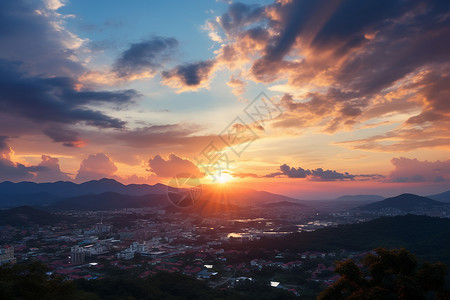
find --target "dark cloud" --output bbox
[161,60,216,91]
[0,59,138,146]
[266,163,383,181]
[278,164,355,181]
[113,36,178,77]
[0,0,84,77]
[0,159,35,183]
[0,0,143,147]
[218,2,265,34]
[148,154,203,178]
[42,125,84,148]
[75,153,118,183]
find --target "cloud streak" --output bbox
[265,163,383,181]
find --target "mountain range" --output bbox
[49,192,168,211]
[354,193,450,212]
[1,179,449,213]
[0,178,167,198]
[0,179,304,211]
[428,190,450,202]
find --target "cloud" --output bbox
[0,159,36,183]
[0,59,138,146]
[0,136,12,161]
[0,137,71,183]
[0,0,144,147]
[0,0,85,77]
[218,2,265,35]
[389,157,450,183]
[161,60,216,92]
[336,125,450,152]
[115,123,224,154]
[116,174,159,185]
[206,0,450,149]
[227,74,247,96]
[148,154,203,178]
[113,36,178,78]
[34,155,72,183]
[0,136,35,182]
[232,172,260,178]
[75,153,118,183]
[265,163,383,181]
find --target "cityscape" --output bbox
[1,0,450,299]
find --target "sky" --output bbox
[0,0,449,199]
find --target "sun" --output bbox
[217,172,233,184]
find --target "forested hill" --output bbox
[249,214,450,265]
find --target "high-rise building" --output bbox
[70,245,85,265]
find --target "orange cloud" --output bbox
[75,153,118,183]
[148,154,203,178]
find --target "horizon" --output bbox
[1,177,449,201]
[0,0,449,201]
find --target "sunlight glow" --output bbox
[217,172,233,184]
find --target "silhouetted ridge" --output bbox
[0,205,68,226]
[354,193,449,211]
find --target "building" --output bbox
[71,245,85,265]
[0,245,15,265]
[116,250,134,260]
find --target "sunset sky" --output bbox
[0,0,449,199]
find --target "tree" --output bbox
[0,261,96,300]
[318,248,450,300]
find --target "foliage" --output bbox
[318,248,450,300]
[0,261,92,300]
[0,262,300,299]
[247,215,450,266]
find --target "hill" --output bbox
[0,179,303,209]
[354,193,449,212]
[250,214,450,265]
[0,206,69,226]
[261,201,307,208]
[199,185,303,206]
[0,178,167,200]
[428,190,450,202]
[0,192,62,208]
[49,192,168,211]
[334,194,384,202]
[168,185,305,215]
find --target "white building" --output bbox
[0,245,15,265]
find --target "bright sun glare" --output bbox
[217,172,233,184]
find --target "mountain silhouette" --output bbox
[0,206,69,226]
[355,193,449,211]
